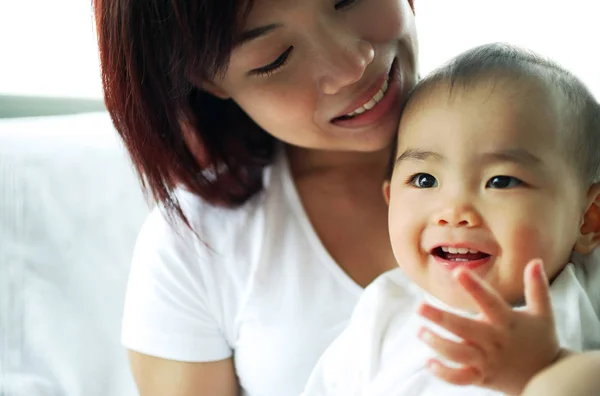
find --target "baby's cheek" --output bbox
[389,223,413,260]
[508,222,551,264]
[389,223,422,273]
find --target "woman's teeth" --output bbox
[440,247,480,254]
[345,79,389,117]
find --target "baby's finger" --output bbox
[427,359,481,386]
[524,259,553,318]
[418,304,493,345]
[454,268,510,324]
[418,328,483,366]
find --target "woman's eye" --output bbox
[409,173,438,189]
[250,46,293,77]
[334,0,359,10]
[486,176,523,189]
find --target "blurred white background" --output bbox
[416,0,600,99]
[0,0,101,98]
[0,0,598,98]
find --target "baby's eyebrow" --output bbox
[481,149,542,166]
[395,149,444,167]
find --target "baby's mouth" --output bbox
[431,246,491,262]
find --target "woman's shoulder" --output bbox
[122,152,306,360]
[145,147,291,253]
[122,163,283,360]
[133,153,288,276]
[135,190,267,275]
[122,193,267,361]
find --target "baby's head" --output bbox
[384,43,600,310]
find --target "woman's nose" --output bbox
[318,38,375,95]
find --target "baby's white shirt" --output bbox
[302,251,600,396]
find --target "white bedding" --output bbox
[0,112,148,396]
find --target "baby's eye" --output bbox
[409,173,438,188]
[486,176,523,189]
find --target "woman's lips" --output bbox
[330,58,400,129]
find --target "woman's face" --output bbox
[209,0,418,152]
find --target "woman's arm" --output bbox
[521,350,600,396]
[128,351,239,396]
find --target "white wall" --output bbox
[0,0,598,99]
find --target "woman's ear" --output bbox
[382,181,391,205]
[574,183,600,254]
[201,80,230,100]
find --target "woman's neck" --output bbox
[285,144,392,179]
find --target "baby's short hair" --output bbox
[391,43,600,185]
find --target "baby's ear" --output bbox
[574,183,600,254]
[382,181,391,205]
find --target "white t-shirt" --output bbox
[302,252,600,395]
[121,149,364,396]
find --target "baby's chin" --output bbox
[432,291,481,314]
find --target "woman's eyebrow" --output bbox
[236,23,283,47]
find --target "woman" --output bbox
[94,1,599,395]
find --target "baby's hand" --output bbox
[416,260,564,396]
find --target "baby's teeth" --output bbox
[373,89,384,102]
[440,246,481,254]
[354,107,366,115]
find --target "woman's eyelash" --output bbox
[334,0,359,10]
[251,46,294,77]
[248,0,359,78]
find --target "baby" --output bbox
[302,43,600,395]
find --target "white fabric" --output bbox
[121,148,364,396]
[302,251,600,395]
[0,112,147,396]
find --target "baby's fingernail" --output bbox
[530,260,546,277]
[537,262,546,275]
[419,304,443,321]
[418,328,432,342]
[427,360,440,372]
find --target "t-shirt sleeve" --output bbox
[121,208,232,362]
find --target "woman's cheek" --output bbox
[237,84,313,126]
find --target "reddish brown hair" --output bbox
[94,0,275,222]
